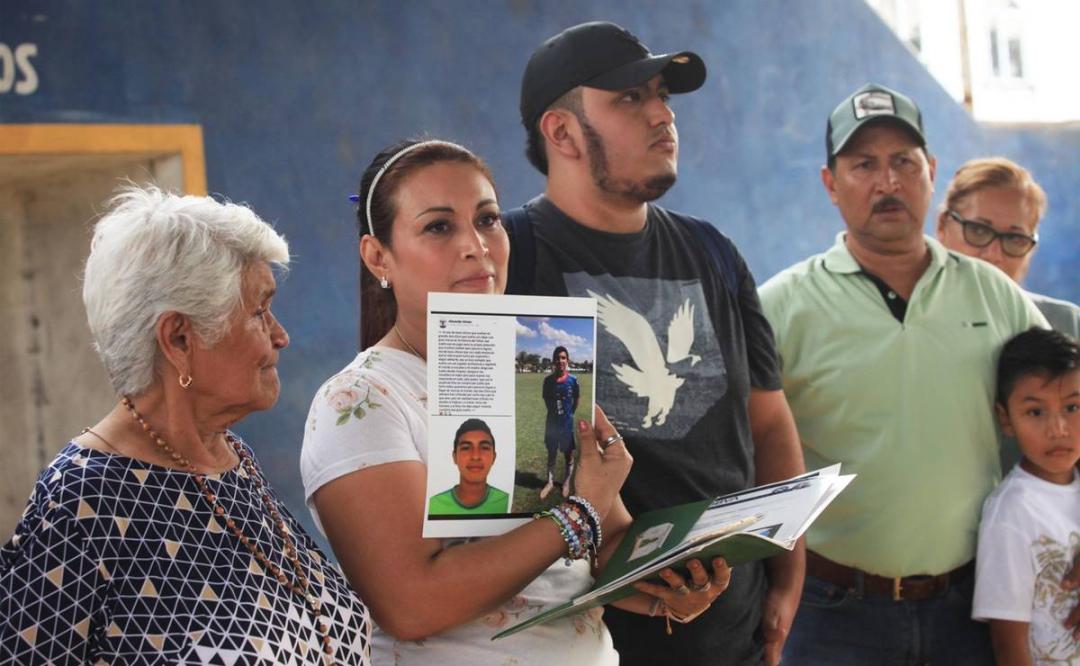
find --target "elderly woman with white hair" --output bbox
[0,186,371,665]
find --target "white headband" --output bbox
[361,140,466,236]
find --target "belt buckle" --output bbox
[892,577,903,601]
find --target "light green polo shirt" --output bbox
[759,233,1047,577]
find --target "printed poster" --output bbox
[423,292,597,538]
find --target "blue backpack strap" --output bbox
[502,205,535,295]
[685,217,739,299]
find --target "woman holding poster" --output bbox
[299,139,728,664]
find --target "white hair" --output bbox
[83,185,290,396]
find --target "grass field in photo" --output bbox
[512,371,593,513]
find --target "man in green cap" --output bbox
[759,83,1048,663]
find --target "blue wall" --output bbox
[3,0,1076,537]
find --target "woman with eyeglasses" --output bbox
[936,157,1079,336]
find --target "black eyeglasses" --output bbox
[945,210,1038,257]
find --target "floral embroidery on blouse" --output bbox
[478,596,603,639]
[572,606,605,638]
[330,384,384,426]
[480,595,547,630]
[316,351,390,428]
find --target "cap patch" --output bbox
[852,91,896,119]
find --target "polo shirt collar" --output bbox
[822,232,861,274]
[822,231,951,275]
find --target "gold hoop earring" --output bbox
[179,374,193,389]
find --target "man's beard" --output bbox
[580,117,675,203]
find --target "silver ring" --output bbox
[674,584,691,596]
[602,433,624,448]
[689,580,711,593]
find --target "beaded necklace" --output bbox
[120,396,335,662]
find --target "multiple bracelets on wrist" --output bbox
[535,495,603,566]
[539,495,709,634]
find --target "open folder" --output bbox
[493,464,853,640]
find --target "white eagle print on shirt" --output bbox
[589,290,700,428]
[563,272,727,441]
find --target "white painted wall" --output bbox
[865,0,1080,123]
[0,158,181,539]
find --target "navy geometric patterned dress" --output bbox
[0,438,371,665]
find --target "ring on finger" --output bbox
[673,584,691,596]
[689,580,711,593]
[602,433,624,448]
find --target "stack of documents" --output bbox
[494,464,853,639]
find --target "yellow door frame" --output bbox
[0,124,207,195]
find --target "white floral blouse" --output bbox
[300,347,618,666]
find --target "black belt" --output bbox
[806,550,974,601]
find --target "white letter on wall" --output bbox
[15,43,38,95]
[0,44,14,93]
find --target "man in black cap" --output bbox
[504,21,806,665]
[758,83,1048,663]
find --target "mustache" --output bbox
[651,128,677,143]
[872,196,907,214]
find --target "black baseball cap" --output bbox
[826,83,926,159]
[520,21,706,131]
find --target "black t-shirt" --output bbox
[507,195,782,664]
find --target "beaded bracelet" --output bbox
[550,506,590,560]
[538,511,576,565]
[567,495,603,551]
[536,503,594,565]
[560,500,600,561]
[557,504,595,559]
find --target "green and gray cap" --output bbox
[826,83,925,159]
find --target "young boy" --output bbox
[428,418,509,515]
[540,345,579,500]
[973,328,1080,664]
